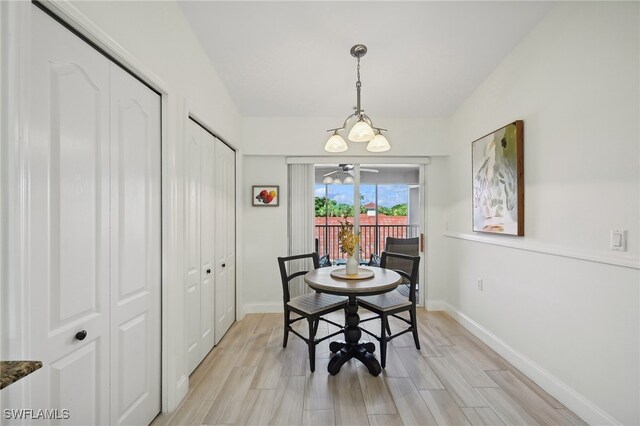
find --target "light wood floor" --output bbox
[152,309,586,426]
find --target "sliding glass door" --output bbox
[314,164,423,308]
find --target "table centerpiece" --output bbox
[338,219,361,275]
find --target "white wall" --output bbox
[57,0,243,413]
[241,156,289,314]
[424,157,450,304]
[444,2,639,424]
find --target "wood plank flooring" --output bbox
[151,309,585,426]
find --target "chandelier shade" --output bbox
[324,44,390,153]
[324,133,348,152]
[367,133,391,152]
[348,119,375,142]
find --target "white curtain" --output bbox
[288,164,315,297]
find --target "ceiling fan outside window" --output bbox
[322,164,378,184]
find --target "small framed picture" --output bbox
[252,185,279,207]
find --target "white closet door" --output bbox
[214,140,236,343]
[109,63,161,426]
[28,7,110,424]
[185,122,216,373]
[185,120,203,373]
[199,128,216,358]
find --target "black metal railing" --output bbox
[315,224,419,262]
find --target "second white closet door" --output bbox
[185,121,202,373]
[214,140,235,343]
[185,120,216,374]
[199,128,216,358]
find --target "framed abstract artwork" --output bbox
[472,120,524,236]
[252,185,279,207]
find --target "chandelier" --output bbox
[324,44,390,153]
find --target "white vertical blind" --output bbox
[288,164,315,297]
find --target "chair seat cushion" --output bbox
[358,291,411,312]
[287,293,347,315]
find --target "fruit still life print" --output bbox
[256,189,275,204]
[252,185,279,206]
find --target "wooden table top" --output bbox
[304,266,401,297]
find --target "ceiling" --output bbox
[179,1,554,118]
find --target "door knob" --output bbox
[206,268,211,274]
[75,330,87,341]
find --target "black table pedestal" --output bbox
[327,295,382,376]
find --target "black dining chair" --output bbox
[277,252,346,372]
[369,236,419,298]
[318,254,332,268]
[359,251,420,368]
[315,238,332,267]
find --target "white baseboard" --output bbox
[426,299,620,426]
[243,302,283,315]
[425,299,446,311]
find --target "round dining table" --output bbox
[304,265,401,376]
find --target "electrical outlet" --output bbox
[476,278,483,291]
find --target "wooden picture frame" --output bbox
[252,185,279,207]
[472,120,524,236]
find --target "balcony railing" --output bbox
[315,224,420,262]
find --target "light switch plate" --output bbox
[610,229,626,251]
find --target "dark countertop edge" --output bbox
[0,361,43,390]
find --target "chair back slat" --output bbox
[277,252,320,303]
[380,251,420,303]
[288,270,308,281]
[385,237,419,255]
[384,237,419,284]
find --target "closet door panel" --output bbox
[185,120,202,373]
[214,141,236,343]
[199,129,216,356]
[49,343,99,423]
[28,7,110,425]
[109,63,161,426]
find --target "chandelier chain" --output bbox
[324,44,390,153]
[355,56,362,114]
